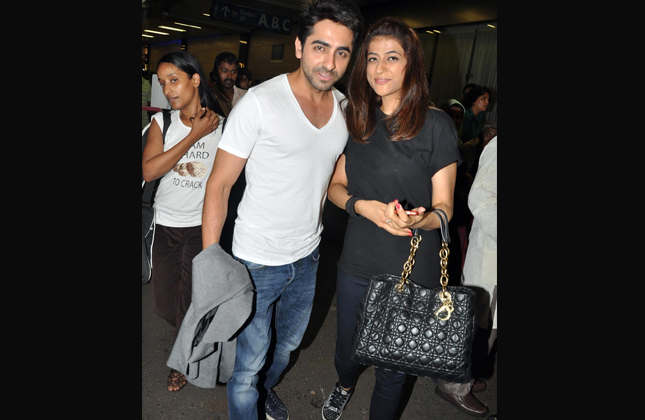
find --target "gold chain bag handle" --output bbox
[393,209,454,321]
[394,232,422,293]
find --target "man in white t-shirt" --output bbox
[201,1,363,419]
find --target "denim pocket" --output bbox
[310,246,320,262]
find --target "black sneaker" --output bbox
[322,382,353,420]
[265,389,289,420]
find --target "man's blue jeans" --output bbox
[227,247,320,420]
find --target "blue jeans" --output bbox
[227,247,320,420]
[335,268,407,420]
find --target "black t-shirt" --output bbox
[337,107,462,288]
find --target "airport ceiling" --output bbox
[142,0,384,44]
[142,0,496,45]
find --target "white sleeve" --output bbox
[217,92,262,159]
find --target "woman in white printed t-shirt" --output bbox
[142,51,224,393]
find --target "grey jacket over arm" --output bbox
[167,243,254,388]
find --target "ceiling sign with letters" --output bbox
[210,1,292,35]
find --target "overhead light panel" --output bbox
[144,29,170,35]
[174,22,202,29]
[433,30,441,33]
[159,25,186,32]
[142,34,154,38]
[487,24,496,28]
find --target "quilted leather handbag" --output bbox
[351,209,476,382]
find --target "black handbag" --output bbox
[351,209,476,383]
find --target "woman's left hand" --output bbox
[383,199,426,236]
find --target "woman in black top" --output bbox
[322,17,463,420]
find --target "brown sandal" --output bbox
[167,369,187,392]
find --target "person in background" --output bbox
[435,134,497,418]
[237,67,253,90]
[467,133,497,369]
[322,17,463,420]
[200,1,364,419]
[208,69,218,89]
[142,71,152,130]
[441,99,465,139]
[460,84,491,144]
[210,51,247,117]
[461,82,477,104]
[142,51,223,393]
[461,121,497,185]
[440,98,469,280]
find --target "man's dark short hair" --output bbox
[297,0,364,50]
[214,52,239,69]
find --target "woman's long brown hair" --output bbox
[345,17,430,143]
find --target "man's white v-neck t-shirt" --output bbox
[217,74,349,265]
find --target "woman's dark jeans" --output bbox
[334,268,408,420]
